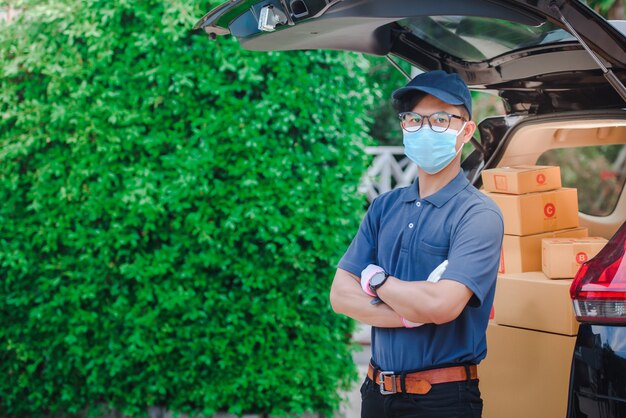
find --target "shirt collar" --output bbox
[402,171,470,207]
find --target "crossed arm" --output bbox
[329,268,474,328]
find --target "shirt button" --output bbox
[408,223,414,229]
[416,202,421,207]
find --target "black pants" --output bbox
[360,376,483,418]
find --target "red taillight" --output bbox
[570,222,626,324]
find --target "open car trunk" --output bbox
[478,111,626,417]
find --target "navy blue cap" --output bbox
[392,70,472,117]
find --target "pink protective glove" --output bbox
[401,317,422,328]
[360,264,385,297]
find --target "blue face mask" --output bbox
[403,125,465,174]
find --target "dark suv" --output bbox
[569,222,626,417]
[195,1,626,416]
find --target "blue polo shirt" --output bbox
[338,171,503,372]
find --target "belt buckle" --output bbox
[378,371,397,395]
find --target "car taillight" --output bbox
[571,221,626,324]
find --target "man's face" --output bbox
[410,94,474,150]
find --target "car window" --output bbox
[537,145,626,217]
[398,16,573,62]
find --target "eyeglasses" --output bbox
[398,111,466,133]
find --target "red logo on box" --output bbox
[544,203,556,218]
[536,173,546,184]
[576,252,588,264]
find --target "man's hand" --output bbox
[360,264,384,297]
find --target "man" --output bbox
[330,70,504,418]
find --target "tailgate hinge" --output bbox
[549,1,626,103]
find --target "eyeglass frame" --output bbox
[398,111,467,133]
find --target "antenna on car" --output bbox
[549,2,626,103]
[385,56,412,81]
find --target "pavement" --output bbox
[334,323,371,418]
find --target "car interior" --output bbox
[491,116,626,238]
[478,112,626,417]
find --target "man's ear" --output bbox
[462,121,477,144]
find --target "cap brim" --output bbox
[392,86,464,107]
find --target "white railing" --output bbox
[359,146,417,202]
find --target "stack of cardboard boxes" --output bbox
[478,165,607,418]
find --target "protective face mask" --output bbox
[403,124,465,174]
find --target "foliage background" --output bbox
[0,0,377,416]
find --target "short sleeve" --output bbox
[442,208,504,307]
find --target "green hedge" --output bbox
[0,1,375,416]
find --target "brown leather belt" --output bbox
[367,362,478,395]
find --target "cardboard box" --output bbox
[494,272,578,335]
[481,165,561,194]
[542,237,608,279]
[499,227,588,274]
[485,188,579,235]
[481,322,576,418]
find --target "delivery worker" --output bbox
[330,70,504,418]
